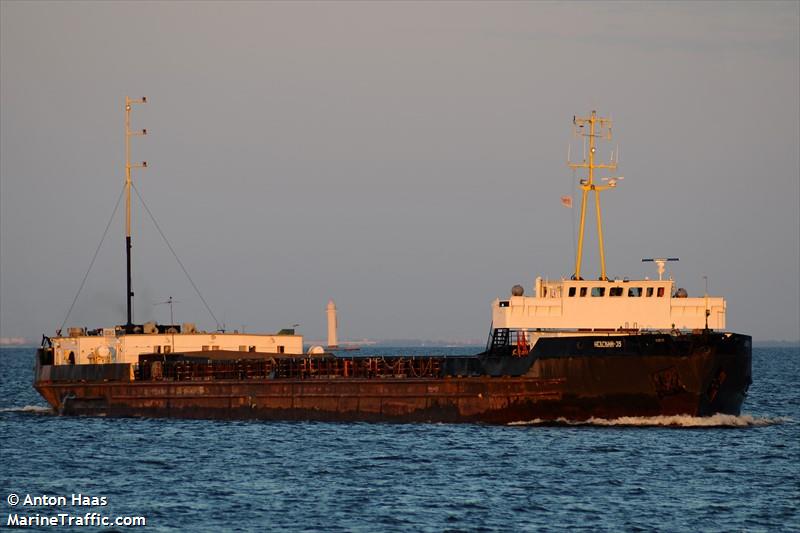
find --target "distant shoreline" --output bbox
[752,341,800,348]
[0,337,28,347]
[0,345,36,349]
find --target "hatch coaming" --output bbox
[492,278,725,331]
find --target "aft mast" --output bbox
[124,97,147,328]
[567,110,621,281]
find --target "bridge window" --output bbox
[202,345,210,351]
[591,287,606,297]
[568,287,576,297]
[580,287,588,297]
[609,287,624,297]
[657,287,665,297]
[628,287,643,297]
[646,287,654,297]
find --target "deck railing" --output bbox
[134,356,445,382]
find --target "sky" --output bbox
[1,1,798,343]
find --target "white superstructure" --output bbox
[51,328,303,366]
[493,277,724,332]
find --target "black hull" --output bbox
[517,331,752,418]
[34,332,751,424]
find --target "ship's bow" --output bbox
[699,333,752,416]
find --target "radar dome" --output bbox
[307,345,326,355]
[511,284,524,296]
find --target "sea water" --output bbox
[1,346,797,532]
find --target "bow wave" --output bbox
[509,414,790,427]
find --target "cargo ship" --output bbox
[34,105,751,423]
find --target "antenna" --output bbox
[154,296,180,325]
[703,275,710,330]
[124,96,147,328]
[567,110,620,280]
[642,257,679,281]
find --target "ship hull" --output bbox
[34,332,751,424]
[522,332,752,419]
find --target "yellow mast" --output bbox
[568,110,620,280]
[124,96,147,326]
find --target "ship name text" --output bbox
[594,340,623,348]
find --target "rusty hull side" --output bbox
[35,377,567,423]
[35,372,717,424]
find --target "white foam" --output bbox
[509,414,790,427]
[0,405,54,414]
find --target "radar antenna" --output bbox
[154,296,180,325]
[567,111,622,280]
[641,257,679,281]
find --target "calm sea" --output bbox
[1,346,798,532]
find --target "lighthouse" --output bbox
[326,299,338,349]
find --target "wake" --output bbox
[509,414,790,427]
[0,405,53,414]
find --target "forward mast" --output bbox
[567,110,621,281]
